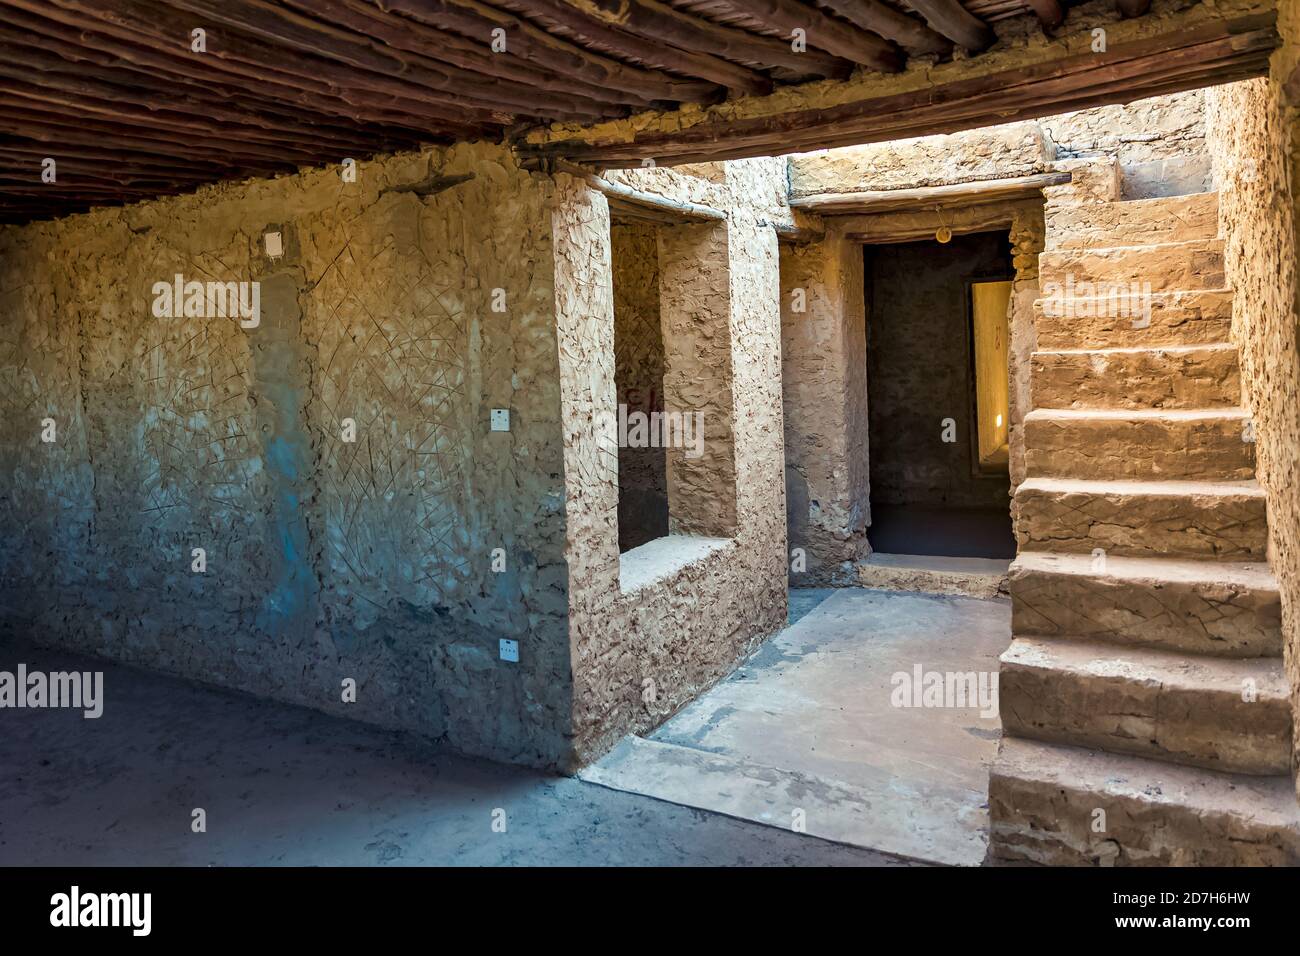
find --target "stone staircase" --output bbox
[988,161,1300,866]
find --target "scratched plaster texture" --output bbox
[0,143,575,768]
[0,144,793,774]
[554,159,790,765]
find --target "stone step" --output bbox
[1031,344,1240,410]
[989,737,1300,865]
[1023,408,1255,481]
[1009,551,1282,658]
[1034,288,1233,350]
[1013,477,1268,560]
[999,636,1291,775]
[1039,238,1225,292]
[855,553,1010,600]
[1045,192,1219,251]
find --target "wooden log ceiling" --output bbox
[0,0,1278,223]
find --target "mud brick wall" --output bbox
[0,142,576,768]
[1206,73,1300,793]
[779,234,869,583]
[554,160,791,765]
[788,91,1208,201]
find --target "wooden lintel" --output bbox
[528,10,1278,167]
[789,172,1071,215]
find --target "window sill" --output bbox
[619,534,731,595]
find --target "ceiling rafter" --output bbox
[0,0,1268,225]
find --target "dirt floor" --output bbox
[0,634,911,867]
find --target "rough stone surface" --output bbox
[1010,551,1282,658]
[990,737,1300,866]
[1206,71,1300,793]
[1039,238,1227,292]
[1000,635,1292,775]
[786,90,1207,200]
[0,143,575,768]
[554,159,790,767]
[1024,408,1255,480]
[1033,289,1234,349]
[1046,193,1219,250]
[779,233,869,584]
[1030,344,1241,410]
[1014,477,1268,560]
[854,553,1010,599]
[0,145,792,774]
[789,122,1052,197]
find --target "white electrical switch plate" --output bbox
[264,231,283,258]
[499,639,519,663]
[490,409,510,432]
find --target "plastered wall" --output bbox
[789,90,1209,200]
[0,146,797,772]
[0,142,578,767]
[779,235,869,583]
[554,160,791,764]
[0,145,798,772]
[1205,71,1300,790]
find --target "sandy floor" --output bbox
[0,633,910,867]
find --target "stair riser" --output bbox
[989,766,1300,866]
[1000,662,1291,776]
[1013,487,1268,560]
[1031,348,1240,410]
[1009,566,1283,658]
[1034,291,1233,349]
[1024,416,1255,480]
[1045,194,1219,251]
[1040,241,1225,293]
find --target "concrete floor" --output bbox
[581,587,1013,865]
[0,637,910,867]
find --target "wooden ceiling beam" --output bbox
[154,0,660,115]
[793,0,951,57]
[0,108,372,170]
[531,13,1276,165]
[279,0,711,104]
[0,37,443,152]
[903,0,995,51]
[542,0,855,77]
[0,140,280,178]
[790,172,1072,213]
[499,0,777,93]
[148,0,639,118]
[0,80,443,158]
[0,4,497,136]
[371,0,725,103]
[708,0,904,71]
[0,43,435,152]
[23,0,617,121]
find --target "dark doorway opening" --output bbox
[864,231,1016,559]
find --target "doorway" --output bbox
[864,231,1016,559]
